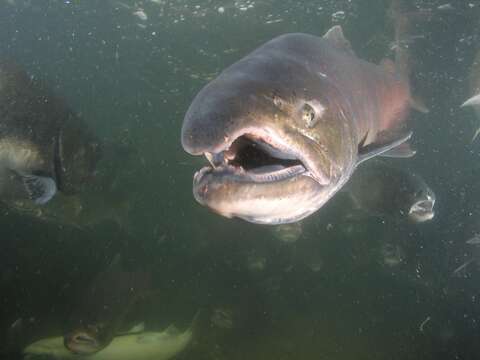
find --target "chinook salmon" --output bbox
[24,313,200,360]
[181,8,424,224]
[63,255,150,355]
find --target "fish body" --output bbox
[0,61,101,204]
[24,325,193,360]
[181,24,417,224]
[63,256,150,354]
[345,160,435,223]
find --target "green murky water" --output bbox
[1,1,480,359]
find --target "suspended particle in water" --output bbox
[218,6,225,14]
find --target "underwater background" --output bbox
[0,0,480,359]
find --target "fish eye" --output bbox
[302,103,317,128]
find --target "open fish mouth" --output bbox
[193,129,315,186]
[187,127,334,224]
[408,197,435,222]
[64,331,100,354]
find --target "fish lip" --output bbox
[192,165,323,225]
[190,127,329,186]
[193,163,309,188]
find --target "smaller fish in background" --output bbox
[0,135,139,230]
[452,259,475,277]
[23,312,201,360]
[379,242,405,268]
[63,254,150,355]
[0,60,102,205]
[270,222,303,244]
[462,50,480,142]
[451,217,480,277]
[450,239,480,277]
[466,234,480,245]
[344,160,436,223]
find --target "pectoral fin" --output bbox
[20,174,57,204]
[379,142,416,158]
[357,131,413,165]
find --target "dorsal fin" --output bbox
[323,26,355,56]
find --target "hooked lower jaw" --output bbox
[192,164,324,224]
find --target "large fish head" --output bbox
[57,115,102,194]
[63,322,110,355]
[182,44,357,224]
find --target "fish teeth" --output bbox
[205,152,215,167]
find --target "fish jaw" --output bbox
[192,163,349,225]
